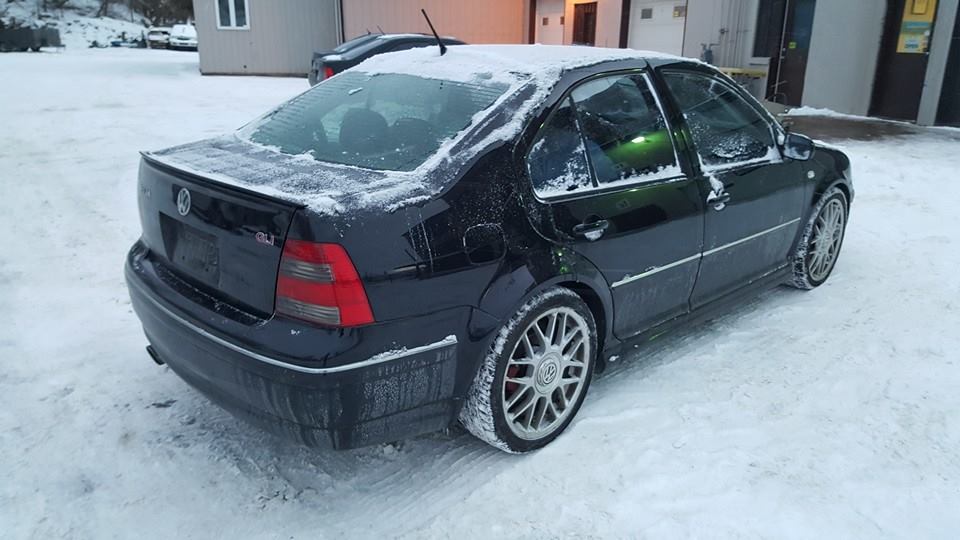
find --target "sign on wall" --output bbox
[897,0,938,53]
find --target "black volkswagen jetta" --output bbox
[126,45,853,453]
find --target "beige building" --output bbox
[341,0,528,45]
[192,0,530,76]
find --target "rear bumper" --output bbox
[125,244,474,449]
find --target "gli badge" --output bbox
[255,231,275,246]
[176,188,191,216]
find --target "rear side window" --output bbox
[661,71,776,169]
[527,97,593,197]
[333,34,378,53]
[570,74,679,185]
[243,72,508,172]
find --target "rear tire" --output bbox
[789,188,848,289]
[460,287,597,453]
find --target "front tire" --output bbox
[790,187,849,289]
[460,287,597,453]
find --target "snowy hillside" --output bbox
[2,0,149,48]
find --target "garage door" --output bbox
[628,1,685,55]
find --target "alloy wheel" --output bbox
[501,307,590,440]
[807,198,846,282]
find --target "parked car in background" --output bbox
[308,33,464,85]
[126,45,853,453]
[147,27,171,49]
[168,24,197,51]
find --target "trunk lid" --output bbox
[136,155,299,316]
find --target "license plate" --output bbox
[172,222,219,282]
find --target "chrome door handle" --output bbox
[707,190,731,211]
[573,219,609,241]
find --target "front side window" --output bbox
[662,71,776,169]
[527,97,593,197]
[217,0,249,29]
[242,72,508,172]
[570,74,679,186]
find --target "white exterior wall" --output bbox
[193,0,339,76]
[536,0,566,44]
[627,0,685,55]
[682,0,759,66]
[801,0,887,116]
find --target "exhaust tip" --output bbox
[146,345,165,366]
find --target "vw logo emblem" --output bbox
[176,188,191,216]
[536,359,559,387]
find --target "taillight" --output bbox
[323,66,335,80]
[275,240,374,327]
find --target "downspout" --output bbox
[334,0,344,45]
[619,0,632,48]
[681,0,690,56]
[772,0,791,102]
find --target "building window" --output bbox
[543,17,549,25]
[673,5,687,18]
[640,8,654,19]
[217,0,249,29]
[560,15,565,25]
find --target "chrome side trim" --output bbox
[611,253,702,288]
[609,218,801,289]
[703,218,800,257]
[131,279,458,374]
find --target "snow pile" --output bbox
[784,106,873,121]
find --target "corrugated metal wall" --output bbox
[341,0,526,44]
[194,0,339,76]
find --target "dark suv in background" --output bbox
[308,33,465,85]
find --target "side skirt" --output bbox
[600,264,793,364]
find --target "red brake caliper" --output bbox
[505,365,520,396]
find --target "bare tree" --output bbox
[47,0,72,16]
[96,0,114,18]
[131,0,193,26]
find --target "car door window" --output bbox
[570,74,680,186]
[662,71,777,170]
[527,97,593,197]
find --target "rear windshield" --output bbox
[242,72,509,172]
[333,34,378,54]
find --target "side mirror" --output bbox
[782,132,814,161]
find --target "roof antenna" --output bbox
[420,9,447,56]
[377,25,385,34]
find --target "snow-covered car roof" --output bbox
[354,44,686,85]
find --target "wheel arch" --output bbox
[476,251,617,360]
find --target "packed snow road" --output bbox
[2,49,959,539]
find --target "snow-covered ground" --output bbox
[2,49,960,539]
